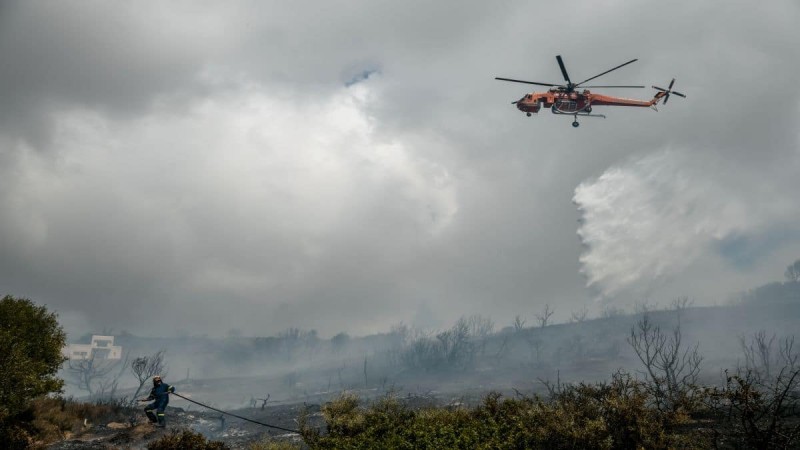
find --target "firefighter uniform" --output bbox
[143,376,175,427]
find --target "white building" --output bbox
[63,335,123,360]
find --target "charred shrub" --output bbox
[249,441,303,450]
[147,429,230,450]
[701,332,800,448]
[707,368,800,449]
[627,313,703,417]
[0,420,32,450]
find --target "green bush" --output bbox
[147,429,230,449]
[0,296,66,417]
[0,295,67,447]
[301,373,708,449]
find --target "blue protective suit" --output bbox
[144,381,175,426]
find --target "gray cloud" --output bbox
[1,0,798,337]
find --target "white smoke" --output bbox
[573,148,800,299]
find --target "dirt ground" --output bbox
[45,401,319,450]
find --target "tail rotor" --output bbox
[652,78,686,104]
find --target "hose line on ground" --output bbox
[170,392,301,434]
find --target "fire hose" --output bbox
[169,392,301,434]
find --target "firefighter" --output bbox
[139,375,175,427]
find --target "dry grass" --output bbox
[24,396,134,447]
[249,440,303,450]
[146,429,229,449]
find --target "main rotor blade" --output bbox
[580,85,645,88]
[575,58,638,87]
[495,77,560,87]
[556,55,572,85]
[671,91,686,98]
[653,86,668,92]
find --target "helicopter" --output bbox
[495,55,685,127]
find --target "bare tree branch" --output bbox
[129,349,168,405]
[627,313,702,413]
[67,353,122,399]
[513,315,526,332]
[535,304,554,328]
[570,306,589,323]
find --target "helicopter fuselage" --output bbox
[515,89,659,116]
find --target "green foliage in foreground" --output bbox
[300,372,705,450]
[0,295,67,417]
[0,295,67,447]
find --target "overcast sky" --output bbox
[2,0,799,338]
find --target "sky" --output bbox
[1,0,799,338]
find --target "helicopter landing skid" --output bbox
[551,110,606,119]
[551,110,605,127]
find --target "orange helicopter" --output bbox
[495,55,685,127]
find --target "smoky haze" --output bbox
[1,0,799,339]
[59,280,800,411]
